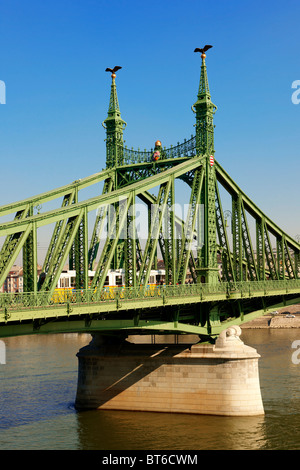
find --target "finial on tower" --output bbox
[194,45,213,60]
[104,65,124,116]
[105,65,122,79]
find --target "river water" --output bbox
[0,328,299,450]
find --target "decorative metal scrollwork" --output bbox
[120,135,197,165]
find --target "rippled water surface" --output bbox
[0,329,299,450]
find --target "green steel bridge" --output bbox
[0,49,299,340]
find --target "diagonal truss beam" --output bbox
[216,160,300,282]
[88,178,114,270]
[176,167,204,284]
[91,194,134,295]
[43,191,75,274]
[0,207,32,288]
[0,158,201,237]
[215,181,235,282]
[39,211,84,298]
[0,154,299,298]
[138,179,172,286]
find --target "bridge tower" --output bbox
[102,68,127,270]
[102,68,127,168]
[193,49,219,284]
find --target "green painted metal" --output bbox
[88,178,114,270]
[0,48,299,339]
[1,280,300,338]
[192,52,217,156]
[102,70,127,168]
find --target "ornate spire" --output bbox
[193,47,219,284]
[107,72,120,116]
[102,67,127,168]
[192,47,217,156]
[197,54,211,98]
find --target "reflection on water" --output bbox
[0,329,300,450]
[75,409,267,450]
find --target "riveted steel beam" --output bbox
[138,179,172,286]
[91,193,134,294]
[0,158,201,237]
[39,210,84,299]
[177,167,204,284]
[88,178,114,270]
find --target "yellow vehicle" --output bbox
[52,268,166,302]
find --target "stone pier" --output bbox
[75,326,264,416]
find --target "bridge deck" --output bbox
[1,280,300,338]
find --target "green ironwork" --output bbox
[1,279,300,338]
[88,178,114,270]
[0,47,299,339]
[192,50,219,284]
[192,51,217,157]
[102,70,127,168]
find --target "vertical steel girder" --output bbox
[73,208,88,290]
[232,194,243,282]
[295,250,300,279]
[276,237,285,280]
[158,176,176,285]
[196,157,219,284]
[23,214,37,294]
[124,193,137,287]
[256,217,266,281]
[240,201,258,281]
[205,159,218,274]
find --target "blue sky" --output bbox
[0,0,300,239]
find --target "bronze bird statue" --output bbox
[105,66,122,74]
[194,45,213,54]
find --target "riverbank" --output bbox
[241,304,300,329]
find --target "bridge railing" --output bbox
[121,135,197,165]
[1,279,300,313]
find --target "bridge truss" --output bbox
[0,51,299,339]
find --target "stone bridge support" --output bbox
[75,326,264,416]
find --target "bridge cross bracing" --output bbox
[0,48,300,339]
